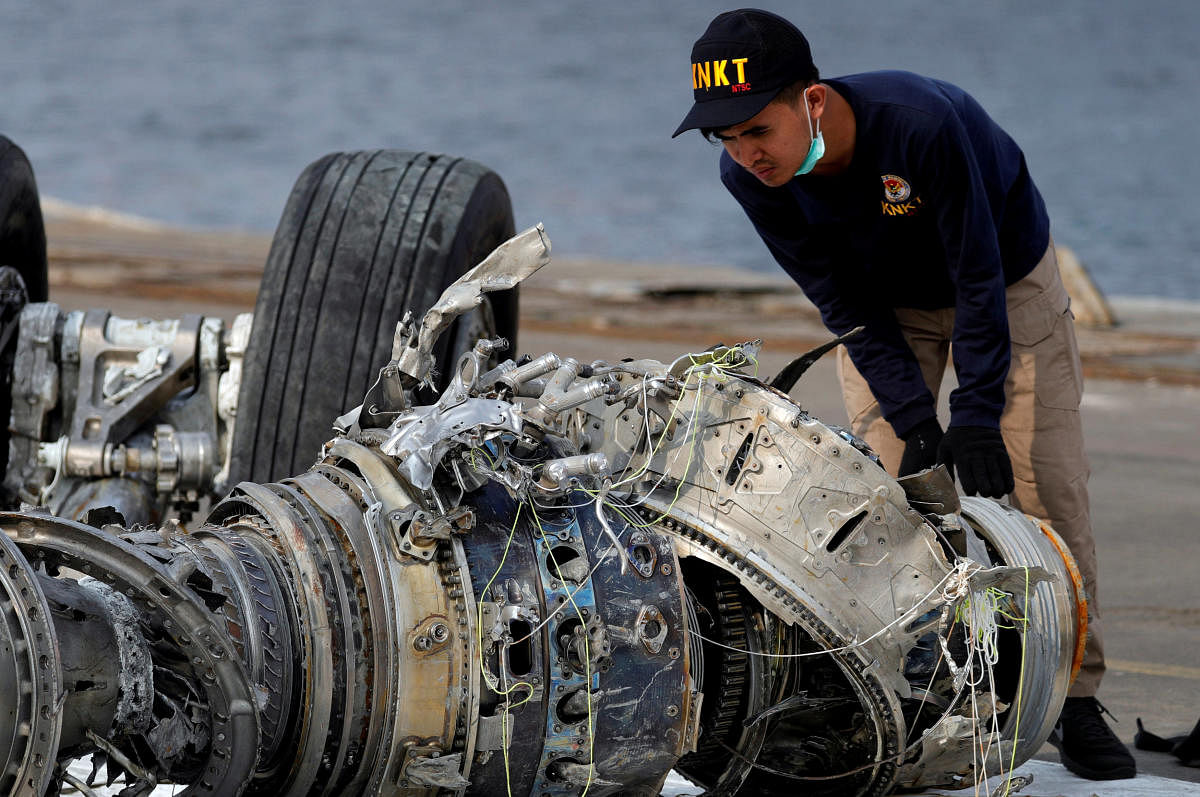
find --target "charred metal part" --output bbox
[53,576,154,744]
[3,511,260,793]
[897,464,961,515]
[768,324,865,393]
[0,225,1084,796]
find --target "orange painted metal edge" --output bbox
[1033,517,1089,685]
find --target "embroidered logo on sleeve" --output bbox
[880,174,923,216]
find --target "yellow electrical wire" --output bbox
[604,370,713,530]
[600,345,757,508]
[607,358,708,491]
[573,355,722,543]
[475,501,534,797]
[469,343,862,792]
[467,445,497,472]
[997,567,1031,797]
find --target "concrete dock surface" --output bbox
[43,207,1200,793]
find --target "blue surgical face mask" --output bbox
[794,87,825,176]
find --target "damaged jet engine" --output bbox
[0,148,1087,796]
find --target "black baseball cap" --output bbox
[672,9,817,138]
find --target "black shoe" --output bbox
[1049,696,1137,780]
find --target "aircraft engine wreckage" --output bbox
[0,129,1095,797]
[0,223,1089,797]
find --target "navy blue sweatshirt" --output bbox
[721,70,1049,436]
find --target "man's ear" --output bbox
[807,83,828,121]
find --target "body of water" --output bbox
[3,0,1198,299]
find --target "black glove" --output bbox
[898,417,944,477]
[937,426,1014,498]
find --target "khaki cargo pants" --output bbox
[836,241,1104,697]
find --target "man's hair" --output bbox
[699,76,819,142]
